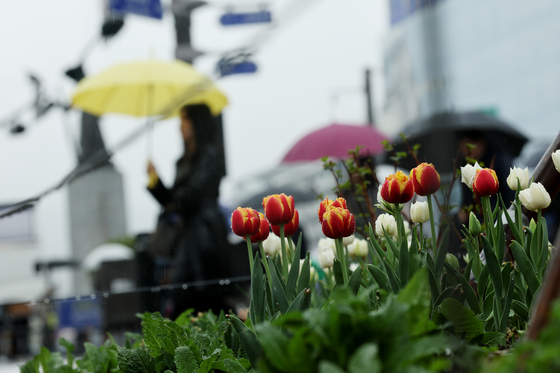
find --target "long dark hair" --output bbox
[181,104,217,151]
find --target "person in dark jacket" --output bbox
[146,104,232,319]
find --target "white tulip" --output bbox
[552,149,560,173]
[519,182,551,212]
[349,262,360,272]
[262,233,287,257]
[375,214,397,238]
[318,237,336,255]
[347,238,368,258]
[460,162,482,189]
[506,166,530,191]
[410,201,430,224]
[342,234,355,247]
[318,249,335,269]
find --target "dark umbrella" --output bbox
[281,123,388,163]
[390,111,529,172]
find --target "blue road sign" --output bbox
[56,298,102,330]
[220,10,272,26]
[110,0,163,20]
[218,60,258,77]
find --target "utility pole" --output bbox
[365,68,375,127]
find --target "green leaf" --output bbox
[348,343,381,373]
[297,252,311,295]
[174,346,199,373]
[443,263,481,314]
[217,359,249,373]
[118,347,156,373]
[499,195,522,244]
[397,268,429,307]
[435,227,450,277]
[463,257,473,283]
[367,264,391,294]
[538,215,549,274]
[333,258,344,286]
[480,331,505,347]
[347,266,363,295]
[228,316,262,369]
[318,360,346,373]
[398,236,409,288]
[268,256,289,315]
[255,325,294,372]
[499,269,516,333]
[250,252,266,325]
[477,265,490,299]
[440,298,484,342]
[408,227,420,280]
[286,241,302,301]
[286,288,311,314]
[509,241,540,297]
[512,299,530,322]
[481,235,503,298]
[432,286,455,310]
[174,309,195,327]
[58,338,75,368]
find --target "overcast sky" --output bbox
[0,0,388,274]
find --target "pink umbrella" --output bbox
[281,123,388,163]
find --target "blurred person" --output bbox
[146,104,233,319]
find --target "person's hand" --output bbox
[147,160,159,189]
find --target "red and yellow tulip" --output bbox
[472,168,499,197]
[250,212,270,242]
[410,163,441,196]
[272,209,299,237]
[317,197,347,222]
[231,207,260,238]
[262,193,295,225]
[381,171,415,204]
[321,206,355,239]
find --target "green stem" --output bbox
[258,241,273,291]
[419,224,424,250]
[426,195,438,258]
[481,196,495,248]
[325,267,333,288]
[336,238,349,285]
[393,203,403,248]
[245,236,254,275]
[279,224,288,279]
[287,235,294,264]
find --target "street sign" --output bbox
[110,0,163,20]
[56,298,102,330]
[220,10,272,26]
[218,59,257,77]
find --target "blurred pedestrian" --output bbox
[146,104,231,319]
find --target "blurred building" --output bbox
[380,0,560,139]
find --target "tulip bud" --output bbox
[321,207,356,239]
[318,237,337,255]
[460,162,482,189]
[271,209,299,236]
[342,234,355,247]
[410,163,441,196]
[410,201,430,224]
[472,168,499,197]
[262,233,283,257]
[317,197,347,222]
[468,211,482,236]
[552,149,560,173]
[381,171,415,204]
[375,213,397,238]
[347,238,368,258]
[506,166,530,191]
[263,193,295,225]
[231,207,260,238]
[519,182,551,212]
[376,184,400,213]
[318,249,335,269]
[250,213,270,242]
[445,253,460,271]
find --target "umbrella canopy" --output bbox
[281,123,388,163]
[71,59,228,117]
[391,111,529,172]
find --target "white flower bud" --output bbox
[318,249,335,269]
[342,234,355,247]
[262,233,287,257]
[375,214,397,238]
[318,237,336,255]
[460,162,482,189]
[410,201,430,224]
[506,166,530,191]
[552,149,560,173]
[347,238,368,258]
[349,262,359,272]
[519,182,551,212]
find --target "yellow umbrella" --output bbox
[71,59,228,117]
